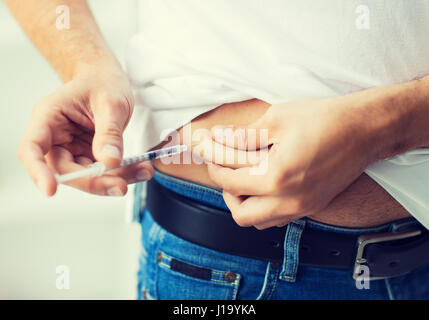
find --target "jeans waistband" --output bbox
[152,169,418,236]
[150,169,421,282]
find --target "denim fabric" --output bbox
[136,170,429,300]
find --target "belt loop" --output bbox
[279,219,306,282]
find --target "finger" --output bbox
[254,218,292,230]
[18,141,58,196]
[91,96,132,168]
[46,146,127,196]
[254,213,302,230]
[207,163,273,195]
[211,113,273,151]
[276,221,289,228]
[49,147,153,193]
[18,115,57,196]
[108,161,154,185]
[193,133,268,168]
[223,191,291,228]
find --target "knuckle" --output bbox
[103,93,133,113]
[231,211,249,227]
[223,184,241,196]
[87,179,98,195]
[102,123,122,138]
[235,219,249,228]
[254,224,267,231]
[290,195,314,214]
[112,95,131,111]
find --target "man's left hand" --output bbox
[196,97,377,229]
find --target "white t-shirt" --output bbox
[124,0,429,228]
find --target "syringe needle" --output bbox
[55,144,187,184]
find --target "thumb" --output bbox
[92,99,131,168]
[211,114,272,151]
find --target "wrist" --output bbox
[345,78,429,164]
[70,54,125,81]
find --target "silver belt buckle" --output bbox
[352,229,422,280]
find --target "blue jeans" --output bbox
[136,170,429,300]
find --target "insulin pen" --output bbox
[55,144,188,184]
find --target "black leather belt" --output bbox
[146,178,429,279]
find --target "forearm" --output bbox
[6,0,120,81]
[346,77,429,163]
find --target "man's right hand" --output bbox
[18,67,153,196]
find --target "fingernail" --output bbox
[106,187,123,196]
[136,169,151,181]
[102,145,121,159]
